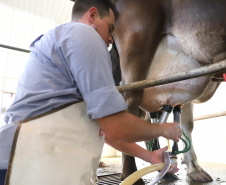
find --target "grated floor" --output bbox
[97,157,226,185]
[97,173,152,185]
[97,174,121,185]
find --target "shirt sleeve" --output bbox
[58,24,127,119]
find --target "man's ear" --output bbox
[88,7,99,25]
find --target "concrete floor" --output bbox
[98,157,226,185]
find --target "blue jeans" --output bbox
[0,170,6,185]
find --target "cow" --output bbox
[110,0,226,184]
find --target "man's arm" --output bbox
[104,135,179,173]
[97,111,182,143]
[105,138,163,164]
[99,112,182,174]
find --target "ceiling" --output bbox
[0,0,74,24]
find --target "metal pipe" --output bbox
[173,106,182,123]
[158,105,172,152]
[194,111,226,121]
[151,118,158,124]
[118,60,226,93]
[174,112,181,123]
[0,44,30,53]
[159,105,172,124]
[158,112,169,124]
[172,107,182,155]
[149,112,159,124]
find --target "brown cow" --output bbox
[111,0,226,184]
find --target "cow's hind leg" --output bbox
[121,153,145,185]
[120,93,146,185]
[181,103,213,182]
[113,2,165,183]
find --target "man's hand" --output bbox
[149,146,179,174]
[168,163,179,174]
[98,111,183,143]
[149,146,168,164]
[160,122,182,142]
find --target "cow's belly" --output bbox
[140,36,211,112]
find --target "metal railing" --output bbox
[194,111,226,121]
[0,44,30,53]
[118,60,226,93]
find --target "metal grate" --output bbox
[97,174,121,185]
[97,173,152,185]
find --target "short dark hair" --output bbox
[72,0,119,21]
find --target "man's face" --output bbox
[94,9,115,47]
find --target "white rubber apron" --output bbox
[5,102,105,185]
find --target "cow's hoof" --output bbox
[133,178,145,185]
[162,173,179,181]
[188,169,213,182]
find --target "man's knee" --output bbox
[0,124,17,170]
[0,169,7,185]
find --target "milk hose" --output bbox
[148,130,191,154]
[121,131,191,185]
[172,130,191,155]
[120,152,171,185]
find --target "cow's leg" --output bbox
[120,92,146,185]
[181,103,213,181]
[121,153,141,182]
[113,2,166,184]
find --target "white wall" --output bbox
[0,3,58,124]
[193,83,226,164]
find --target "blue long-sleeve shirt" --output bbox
[4,22,127,123]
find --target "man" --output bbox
[1,0,182,184]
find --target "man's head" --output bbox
[72,0,119,47]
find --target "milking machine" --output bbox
[121,105,191,185]
[118,62,226,185]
